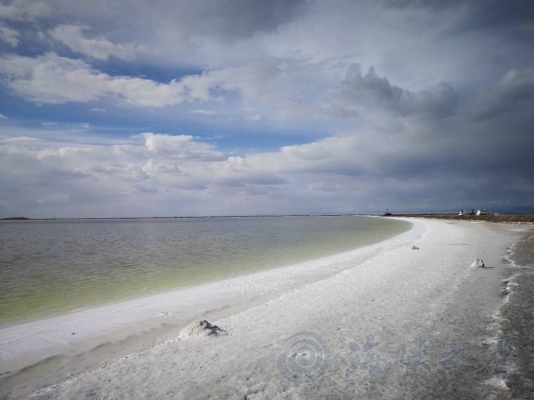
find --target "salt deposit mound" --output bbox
[179,320,227,339]
[471,259,485,268]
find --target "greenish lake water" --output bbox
[0,216,411,325]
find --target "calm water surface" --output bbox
[0,216,410,325]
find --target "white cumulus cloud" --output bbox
[0,23,19,46]
[141,132,225,161]
[0,0,51,21]
[0,52,187,106]
[50,25,143,61]
[187,109,215,115]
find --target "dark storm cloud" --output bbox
[160,0,305,40]
[474,68,534,120]
[384,0,534,32]
[464,0,534,31]
[331,64,460,119]
[28,0,305,41]
[383,0,464,8]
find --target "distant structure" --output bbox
[458,209,476,216]
[382,208,392,216]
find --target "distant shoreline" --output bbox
[0,214,371,221]
[2,212,533,222]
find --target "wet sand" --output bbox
[499,229,534,398]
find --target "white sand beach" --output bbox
[1,218,530,399]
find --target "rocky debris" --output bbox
[412,246,419,250]
[471,259,485,268]
[179,320,227,339]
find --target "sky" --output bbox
[0,0,533,217]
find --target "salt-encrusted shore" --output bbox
[1,218,531,399]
